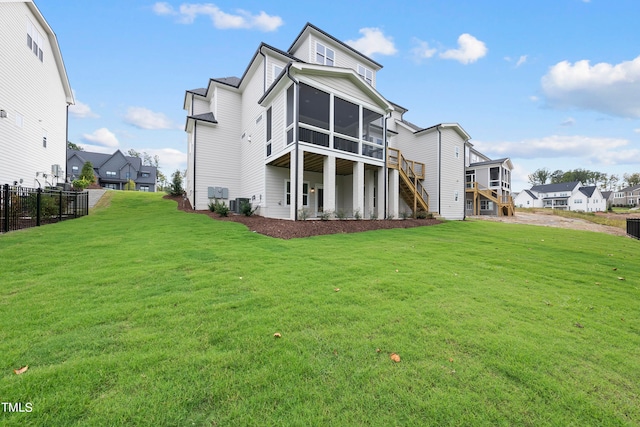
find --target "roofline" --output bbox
[288,23,384,70]
[27,1,74,104]
[414,123,471,141]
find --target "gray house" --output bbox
[612,184,640,207]
[67,149,157,191]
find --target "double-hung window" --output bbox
[357,65,373,85]
[316,42,334,66]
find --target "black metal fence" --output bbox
[1,184,89,234]
[628,218,640,240]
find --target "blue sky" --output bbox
[34,0,640,191]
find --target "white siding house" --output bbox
[0,0,74,187]
[515,181,606,212]
[184,23,513,220]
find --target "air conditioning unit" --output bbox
[51,164,62,177]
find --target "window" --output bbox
[481,200,494,210]
[316,42,334,66]
[285,180,309,206]
[27,19,44,62]
[299,83,329,130]
[72,166,79,173]
[140,185,150,192]
[454,191,459,202]
[489,167,500,187]
[575,199,583,204]
[455,146,460,158]
[357,65,373,85]
[266,107,272,142]
[42,131,47,148]
[104,183,117,190]
[466,199,473,210]
[141,172,150,178]
[106,171,117,177]
[334,97,359,138]
[362,108,383,144]
[273,64,283,79]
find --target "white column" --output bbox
[352,161,365,217]
[323,155,336,214]
[377,166,385,220]
[388,168,399,219]
[365,169,375,218]
[289,152,297,220]
[296,147,305,218]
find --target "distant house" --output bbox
[67,150,157,192]
[515,181,606,212]
[612,184,640,207]
[183,22,513,220]
[0,0,74,187]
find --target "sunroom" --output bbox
[260,63,394,220]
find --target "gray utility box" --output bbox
[207,186,228,199]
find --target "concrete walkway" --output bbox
[86,189,108,208]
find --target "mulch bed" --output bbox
[164,195,441,239]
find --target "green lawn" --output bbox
[1,192,639,426]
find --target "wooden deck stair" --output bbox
[387,148,429,215]
[466,182,514,216]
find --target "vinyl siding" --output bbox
[438,128,465,220]
[192,87,242,210]
[0,2,68,186]
[307,75,380,109]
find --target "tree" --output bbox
[168,169,184,196]
[550,170,564,184]
[124,179,136,191]
[623,172,640,187]
[67,141,83,151]
[127,149,141,158]
[80,161,96,184]
[527,168,550,186]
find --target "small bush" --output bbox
[416,210,431,219]
[124,179,136,191]
[72,178,91,191]
[387,213,395,220]
[298,208,310,220]
[335,209,348,220]
[240,201,258,217]
[353,209,362,220]
[369,211,378,220]
[319,210,332,221]
[210,199,229,217]
[400,211,411,220]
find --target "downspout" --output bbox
[437,125,442,215]
[286,64,300,220]
[193,121,197,210]
[463,139,468,220]
[65,104,69,184]
[383,113,390,219]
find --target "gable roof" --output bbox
[579,186,597,197]
[469,158,511,168]
[288,23,383,70]
[524,189,538,200]
[24,1,74,105]
[530,181,581,193]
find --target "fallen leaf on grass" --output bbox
[574,322,584,329]
[273,333,282,338]
[14,365,28,375]
[449,358,454,363]
[612,268,617,271]
[395,269,399,273]
[617,277,625,281]
[390,353,401,362]
[376,348,381,353]
[334,288,340,292]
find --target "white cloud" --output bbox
[440,33,487,64]
[153,2,283,31]
[530,95,539,102]
[634,128,640,133]
[560,117,575,127]
[138,147,187,173]
[473,135,640,166]
[541,55,640,118]
[81,128,119,148]
[410,38,437,61]
[345,28,397,57]
[516,55,528,67]
[68,90,99,119]
[124,107,177,130]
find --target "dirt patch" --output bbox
[164,195,440,239]
[470,210,638,237]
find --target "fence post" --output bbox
[36,188,42,227]
[58,190,63,221]
[2,184,8,233]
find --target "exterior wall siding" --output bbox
[439,128,466,220]
[0,2,68,187]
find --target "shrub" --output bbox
[319,210,332,221]
[124,179,136,191]
[72,178,91,191]
[369,211,378,220]
[400,211,411,220]
[240,200,258,217]
[168,170,184,196]
[416,210,431,219]
[335,209,348,220]
[387,213,395,220]
[298,208,310,220]
[209,199,229,216]
[79,161,96,184]
[353,209,362,220]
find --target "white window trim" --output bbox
[357,64,373,85]
[285,180,310,206]
[315,42,335,66]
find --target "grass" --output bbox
[1,191,639,426]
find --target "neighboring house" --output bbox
[465,147,514,216]
[0,0,74,187]
[184,23,513,220]
[612,184,640,207]
[515,181,606,212]
[67,150,157,192]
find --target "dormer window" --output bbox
[316,42,334,66]
[357,65,373,85]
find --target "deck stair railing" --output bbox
[387,148,429,215]
[466,182,514,216]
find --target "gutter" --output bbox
[193,121,197,210]
[259,46,267,93]
[383,113,390,219]
[286,64,300,220]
